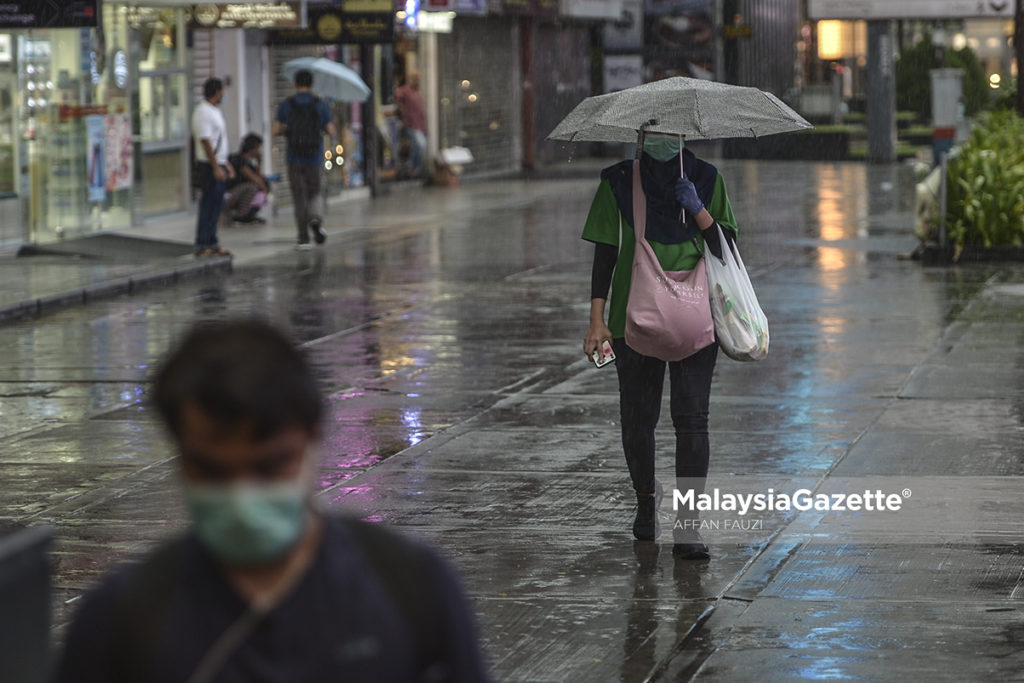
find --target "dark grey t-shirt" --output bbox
[54,516,489,682]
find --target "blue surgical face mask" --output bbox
[643,135,684,161]
[185,479,309,566]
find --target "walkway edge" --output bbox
[0,256,232,325]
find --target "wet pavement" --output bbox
[3,158,1024,680]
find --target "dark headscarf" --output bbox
[601,148,719,244]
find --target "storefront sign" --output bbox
[603,0,642,50]
[269,4,394,44]
[809,0,1014,19]
[603,54,643,93]
[0,0,98,28]
[188,3,303,29]
[58,104,108,122]
[500,0,558,16]
[722,24,753,39]
[456,0,488,14]
[560,0,623,20]
[418,10,455,32]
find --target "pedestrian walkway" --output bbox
[0,186,381,324]
[3,157,1023,680]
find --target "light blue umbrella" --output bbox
[282,57,370,103]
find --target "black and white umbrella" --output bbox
[548,77,812,143]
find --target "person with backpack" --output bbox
[273,69,336,250]
[53,318,491,683]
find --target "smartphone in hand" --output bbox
[592,340,616,368]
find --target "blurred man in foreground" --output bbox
[54,319,490,683]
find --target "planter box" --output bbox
[917,242,1024,265]
[722,131,850,161]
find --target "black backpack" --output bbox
[286,96,322,157]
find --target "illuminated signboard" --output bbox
[808,0,1013,19]
[189,3,304,29]
[269,4,395,44]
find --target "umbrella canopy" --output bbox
[548,77,812,143]
[282,57,370,103]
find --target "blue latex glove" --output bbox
[674,177,704,216]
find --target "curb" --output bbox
[0,256,232,325]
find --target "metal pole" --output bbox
[938,151,948,249]
[867,20,896,163]
[1017,0,1024,117]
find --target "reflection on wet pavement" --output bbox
[3,159,1024,678]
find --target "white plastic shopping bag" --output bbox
[704,225,769,361]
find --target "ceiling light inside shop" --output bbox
[817,21,844,60]
[467,93,478,103]
[952,33,967,50]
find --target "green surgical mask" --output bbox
[185,480,309,566]
[643,135,684,161]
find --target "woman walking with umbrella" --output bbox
[551,77,810,559]
[582,134,737,560]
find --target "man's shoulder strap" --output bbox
[339,518,447,679]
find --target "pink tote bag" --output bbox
[624,160,714,361]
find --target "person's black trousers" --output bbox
[612,339,718,497]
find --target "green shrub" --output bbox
[945,110,1024,251]
[895,35,989,121]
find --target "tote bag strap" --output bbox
[631,159,646,241]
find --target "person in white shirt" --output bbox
[192,78,234,257]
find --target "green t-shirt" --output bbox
[581,173,738,339]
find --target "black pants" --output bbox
[613,339,718,496]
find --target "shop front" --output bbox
[0,2,128,247]
[0,2,197,248]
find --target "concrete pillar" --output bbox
[420,30,440,167]
[867,20,896,163]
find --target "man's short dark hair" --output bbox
[294,69,313,88]
[152,319,323,440]
[240,133,263,155]
[203,78,223,100]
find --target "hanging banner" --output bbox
[105,113,133,192]
[0,0,98,28]
[85,115,106,203]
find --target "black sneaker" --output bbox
[672,528,710,560]
[310,217,326,245]
[632,482,664,541]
